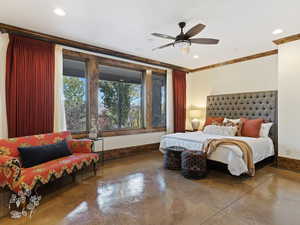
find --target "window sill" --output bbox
[71,132,89,139]
[101,128,166,137]
[71,128,166,138]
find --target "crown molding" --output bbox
[1,22,287,73]
[273,33,300,45]
[190,49,278,73]
[0,23,189,72]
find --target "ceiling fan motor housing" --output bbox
[173,40,191,47]
[178,22,186,29]
[176,22,187,41]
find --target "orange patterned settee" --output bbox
[0,131,99,193]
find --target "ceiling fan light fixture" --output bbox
[181,46,190,54]
[173,40,191,54]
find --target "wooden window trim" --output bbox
[63,49,167,137]
[63,49,167,75]
[86,58,99,132]
[144,70,153,129]
[101,127,166,137]
[63,54,89,63]
[71,132,89,139]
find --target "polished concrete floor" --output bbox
[1,151,300,225]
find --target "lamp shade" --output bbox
[190,109,200,119]
[190,108,205,120]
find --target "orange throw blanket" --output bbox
[203,138,255,176]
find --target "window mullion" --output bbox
[87,58,99,133]
[118,82,122,129]
[144,70,153,129]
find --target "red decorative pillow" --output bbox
[240,118,264,138]
[204,117,224,127]
[67,139,93,153]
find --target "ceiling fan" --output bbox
[151,22,219,53]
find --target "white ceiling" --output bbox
[0,0,300,69]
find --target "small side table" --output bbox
[88,138,104,175]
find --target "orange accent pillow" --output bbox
[240,118,264,138]
[204,117,224,127]
[67,139,93,153]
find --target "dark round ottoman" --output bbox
[181,151,207,179]
[163,146,186,170]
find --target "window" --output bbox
[98,65,143,130]
[63,58,88,132]
[152,74,166,127]
[63,49,167,136]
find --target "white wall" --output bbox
[103,132,165,150]
[278,40,300,159]
[187,55,278,129]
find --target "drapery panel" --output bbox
[166,69,174,133]
[6,34,55,138]
[54,45,67,132]
[173,70,186,133]
[0,33,9,138]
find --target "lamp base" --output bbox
[191,119,200,131]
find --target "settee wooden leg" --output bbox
[71,173,76,182]
[93,162,97,176]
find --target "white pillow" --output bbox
[203,125,237,137]
[259,123,273,137]
[223,118,240,124]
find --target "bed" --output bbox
[160,90,278,176]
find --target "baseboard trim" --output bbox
[103,143,160,161]
[278,156,300,172]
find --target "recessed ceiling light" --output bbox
[272,29,283,35]
[54,8,66,16]
[193,55,199,59]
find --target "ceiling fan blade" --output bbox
[152,42,174,51]
[151,33,176,40]
[190,38,219,45]
[185,24,206,38]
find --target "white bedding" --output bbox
[159,131,274,176]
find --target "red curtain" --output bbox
[6,34,55,138]
[173,70,186,133]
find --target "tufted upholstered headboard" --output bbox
[206,90,278,157]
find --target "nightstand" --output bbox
[185,129,198,132]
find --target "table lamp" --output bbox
[190,108,205,131]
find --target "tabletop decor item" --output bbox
[89,118,98,139]
[9,189,41,219]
